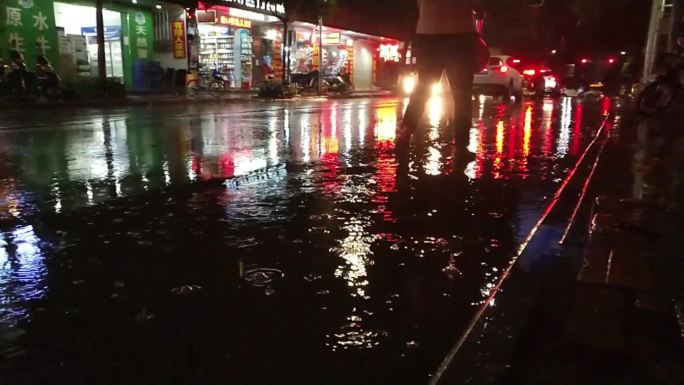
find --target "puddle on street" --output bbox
[0,97,610,384]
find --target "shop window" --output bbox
[53,2,123,81]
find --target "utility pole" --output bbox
[318,14,323,95]
[643,0,676,79]
[96,0,107,81]
[671,0,684,51]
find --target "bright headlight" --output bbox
[431,82,442,96]
[403,75,417,94]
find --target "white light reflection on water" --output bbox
[330,214,382,350]
[425,97,445,175]
[268,114,279,164]
[0,226,46,325]
[358,106,368,146]
[301,114,311,163]
[343,107,353,153]
[556,97,573,157]
[427,96,443,128]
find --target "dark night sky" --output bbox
[295,0,652,57]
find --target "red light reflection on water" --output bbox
[372,107,398,222]
[571,103,583,156]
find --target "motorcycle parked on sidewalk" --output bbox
[2,46,36,99]
[324,70,353,96]
[636,52,682,116]
[290,69,320,94]
[35,50,62,100]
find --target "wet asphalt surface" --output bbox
[0,96,612,384]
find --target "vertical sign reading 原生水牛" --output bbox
[2,0,59,69]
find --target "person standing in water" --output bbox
[397,0,481,159]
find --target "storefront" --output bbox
[288,23,401,91]
[52,1,153,89]
[196,3,283,89]
[1,0,166,91]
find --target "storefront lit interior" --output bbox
[196,4,282,89]
[53,2,124,81]
[289,22,401,91]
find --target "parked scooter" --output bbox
[324,69,353,96]
[35,47,62,100]
[290,69,320,93]
[3,45,34,97]
[0,59,8,92]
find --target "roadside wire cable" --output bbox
[429,112,612,385]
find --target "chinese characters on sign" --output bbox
[217,16,251,29]
[222,0,285,15]
[322,32,340,46]
[134,11,148,59]
[378,44,401,63]
[5,0,56,61]
[171,20,186,59]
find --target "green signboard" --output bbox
[1,0,59,69]
[111,4,153,89]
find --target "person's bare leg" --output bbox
[445,36,476,157]
[398,40,443,147]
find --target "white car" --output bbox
[473,55,524,98]
[397,55,524,98]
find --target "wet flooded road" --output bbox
[0,97,610,384]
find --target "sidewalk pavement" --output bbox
[437,103,684,385]
[4,89,395,109]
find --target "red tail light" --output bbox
[499,66,509,73]
[523,69,536,76]
[607,58,616,64]
[580,58,589,64]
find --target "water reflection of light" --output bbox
[478,94,487,120]
[493,120,505,179]
[465,122,485,180]
[375,107,397,142]
[425,147,442,176]
[187,158,197,180]
[344,107,353,152]
[1,226,46,325]
[52,184,62,213]
[330,104,338,137]
[268,115,279,163]
[301,114,311,162]
[284,109,290,144]
[85,181,94,205]
[329,313,380,350]
[324,137,339,154]
[571,103,583,156]
[542,99,554,157]
[233,153,268,176]
[3,193,21,218]
[523,105,532,158]
[601,96,612,116]
[162,161,171,185]
[557,97,573,157]
[334,217,377,298]
[358,107,368,146]
[467,125,480,155]
[428,96,443,127]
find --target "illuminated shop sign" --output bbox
[218,16,252,28]
[222,0,285,15]
[322,32,341,45]
[171,20,187,59]
[379,44,400,62]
